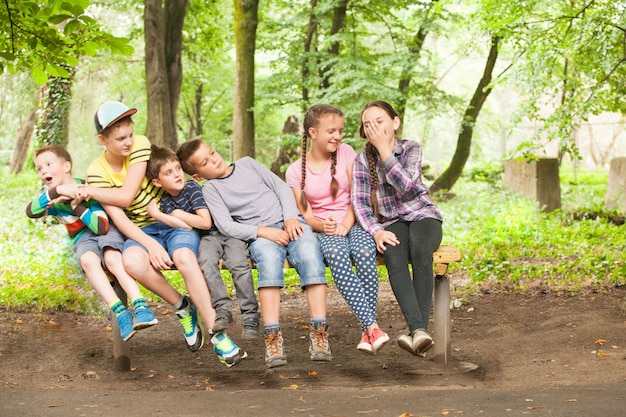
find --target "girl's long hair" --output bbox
[299,104,343,209]
[358,101,400,217]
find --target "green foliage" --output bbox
[3,165,624,313]
[440,174,626,294]
[0,0,133,84]
[465,161,503,185]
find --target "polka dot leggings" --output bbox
[317,225,379,331]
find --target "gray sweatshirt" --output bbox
[201,157,300,241]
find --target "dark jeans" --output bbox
[383,218,443,333]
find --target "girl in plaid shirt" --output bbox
[351,101,443,357]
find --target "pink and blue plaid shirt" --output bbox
[351,138,443,238]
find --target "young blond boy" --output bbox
[82,101,245,367]
[145,144,247,366]
[26,145,158,341]
[177,139,330,369]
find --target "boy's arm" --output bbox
[84,162,147,208]
[26,190,52,218]
[72,201,108,235]
[146,200,190,229]
[255,161,300,221]
[104,204,174,270]
[169,208,212,230]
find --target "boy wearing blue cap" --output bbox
[83,101,246,367]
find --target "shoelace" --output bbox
[266,332,282,354]
[215,335,235,353]
[311,328,329,350]
[179,313,194,334]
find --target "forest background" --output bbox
[0,0,625,312]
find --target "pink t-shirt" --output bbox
[286,143,357,224]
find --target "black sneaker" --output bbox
[242,319,259,340]
[213,309,233,333]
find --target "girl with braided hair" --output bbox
[351,101,443,357]
[286,104,389,354]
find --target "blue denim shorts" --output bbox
[248,218,327,289]
[74,223,126,266]
[122,222,200,258]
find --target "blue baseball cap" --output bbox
[94,101,137,134]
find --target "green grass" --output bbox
[2,164,625,313]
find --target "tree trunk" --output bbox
[430,36,500,194]
[270,115,303,180]
[320,0,348,90]
[144,0,188,149]
[34,70,74,148]
[396,0,438,123]
[165,0,188,141]
[10,109,37,175]
[302,0,319,105]
[233,0,259,159]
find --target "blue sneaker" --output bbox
[212,331,247,368]
[133,306,159,330]
[176,297,204,352]
[116,309,136,342]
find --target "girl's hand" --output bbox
[322,217,337,236]
[364,121,394,158]
[335,224,349,236]
[374,230,399,253]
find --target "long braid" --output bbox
[365,142,379,217]
[330,150,338,199]
[359,100,401,218]
[302,103,344,206]
[300,134,309,209]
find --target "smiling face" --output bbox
[187,142,229,180]
[309,113,344,155]
[153,159,186,195]
[34,151,72,189]
[361,105,400,142]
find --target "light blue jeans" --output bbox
[248,218,327,289]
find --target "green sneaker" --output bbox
[176,297,204,352]
[212,332,247,368]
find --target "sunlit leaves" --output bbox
[0,0,133,84]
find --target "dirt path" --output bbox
[1,284,625,411]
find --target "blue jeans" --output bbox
[122,222,200,258]
[248,218,326,289]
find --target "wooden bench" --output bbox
[109,244,462,371]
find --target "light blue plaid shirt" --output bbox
[351,138,442,237]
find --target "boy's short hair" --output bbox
[94,101,137,135]
[176,139,204,175]
[147,144,179,180]
[34,145,73,167]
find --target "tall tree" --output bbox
[395,0,441,123]
[144,0,189,149]
[34,67,75,149]
[430,36,500,193]
[179,1,233,144]
[233,0,259,159]
[319,0,348,90]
